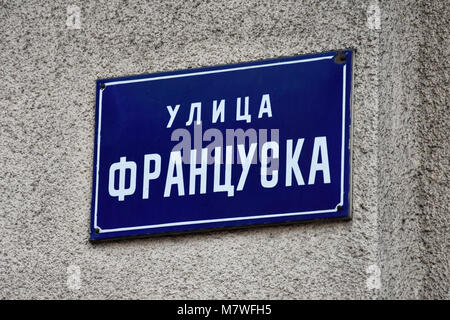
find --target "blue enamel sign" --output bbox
[90,50,353,240]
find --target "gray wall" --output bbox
[0,0,448,299]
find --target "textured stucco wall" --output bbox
[0,0,447,299]
[377,0,449,299]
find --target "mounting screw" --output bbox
[95,227,100,234]
[100,83,106,90]
[334,51,346,64]
[337,205,343,211]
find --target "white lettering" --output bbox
[186,102,202,126]
[108,156,137,201]
[142,154,161,199]
[189,148,208,195]
[258,94,272,118]
[212,99,225,123]
[236,96,251,123]
[261,141,279,188]
[166,104,180,128]
[285,138,305,186]
[213,146,234,196]
[164,151,185,197]
[236,143,257,191]
[308,136,331,184]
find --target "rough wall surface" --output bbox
[416,1,449,299]
[377,0,449,299]
[377,0,426,299]
[0,0,447,299]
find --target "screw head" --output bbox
[334,51,346,64]
[100,83,106,89]
[95,227,100,234]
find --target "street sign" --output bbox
[90,50,353,240]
